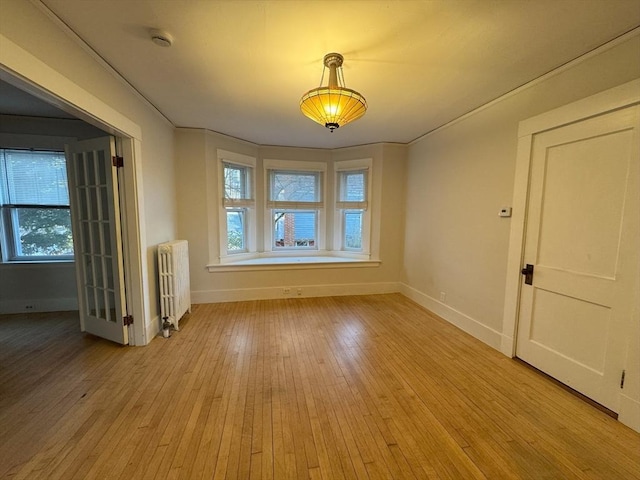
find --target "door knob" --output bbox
[521,264,534,285]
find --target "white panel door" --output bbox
[516,105,639,412]
[66,137,128,345]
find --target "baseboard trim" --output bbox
[192,282,401,304]
[0,297,78,314]
[399,283,502,351]
[143,314,162,346]
[500,335,515,358]
[619,394,640,433]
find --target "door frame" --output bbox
[0,34,150,346]
[501,78,640,429]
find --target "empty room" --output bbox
[1,1,639,478]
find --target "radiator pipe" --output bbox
[162,317,172,338]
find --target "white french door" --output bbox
[516,105,639,412]
[66,137,128,345]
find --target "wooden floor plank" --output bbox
[1,294,639,479]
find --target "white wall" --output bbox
[175,129,407,302]
[0,263,77,312]
[0,0,177,336]
[402,35,640,349]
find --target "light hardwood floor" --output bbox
[1,294,639,479]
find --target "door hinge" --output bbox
[123,315,134,326]
[620,370,626,389]
[112,155,124,168]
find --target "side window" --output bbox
[337,169,367,250]
[222,161,254,254]
[0,149,74,261]
[335,160,371,256]
[267,170,323,250]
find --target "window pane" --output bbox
[273,211,316,248]
[344,211,363,250]
[340,171,365,202]
[270,172,319,202]
[14,207,74,256]
[226,209,245,251]
[3,150,69,205]
[224,164,247,200]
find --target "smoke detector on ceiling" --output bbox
[150,29,173,47]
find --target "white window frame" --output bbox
[218,150,256,261]
[334,158,372,259]
[264,159,327,255]
[0,148,74,263]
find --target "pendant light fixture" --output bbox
[300,53,367,132]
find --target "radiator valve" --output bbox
[162,318,172,338]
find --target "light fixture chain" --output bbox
[319,65,327,88]
[338,65,345,88]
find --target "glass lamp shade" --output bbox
[300,86,367,132]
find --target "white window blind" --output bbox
[1,149,69,206]
[267,170,323,209]
[336,169,368,210]
[222,162,254,208]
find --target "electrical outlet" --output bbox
[25,305,34,310]
[297,288,303,296]
[283,288,291,295]
[499,206,512,217]
[439,292,446,303]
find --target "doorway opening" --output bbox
[0,69,148,346]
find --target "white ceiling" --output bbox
[32,0,640,148]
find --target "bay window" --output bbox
[213,153,376,269]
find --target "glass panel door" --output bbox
[66,137,127,344]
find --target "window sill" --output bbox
[0,260,75,267]
[207,254,381,272]
[0,260,75,271]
